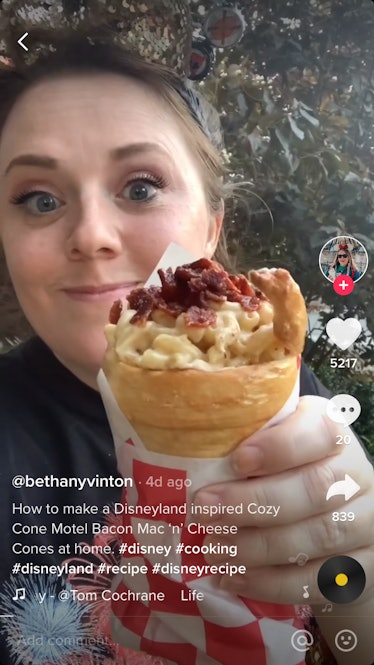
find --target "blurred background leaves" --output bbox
[192,0,374,456]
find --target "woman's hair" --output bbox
[0,36,241,270]
[331,247,359,273]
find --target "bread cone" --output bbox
[103,349,298,457]
[103,259,307,458]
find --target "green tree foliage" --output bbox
[193,0,373,452]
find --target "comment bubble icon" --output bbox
[326,394,361,427]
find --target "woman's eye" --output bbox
[10,190,62,214]
[10,176,166,212]
[121,177,165,202]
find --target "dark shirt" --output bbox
[0,337,344,665]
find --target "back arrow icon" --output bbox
[18,32,29,52]
[326,474,360,501]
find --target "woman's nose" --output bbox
[65,196,123,260]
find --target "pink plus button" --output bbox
[333,275,354,295]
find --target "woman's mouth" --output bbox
[63,282,142,302]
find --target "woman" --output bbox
[0,12,373,665]
[325,244,362,282]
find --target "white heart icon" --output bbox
[326,318,362,350]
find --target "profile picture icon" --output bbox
[319,236,368,284]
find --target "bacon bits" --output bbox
[122,258,263,327]
[184,306,217,328]
[109,299,123,324]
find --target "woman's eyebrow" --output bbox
[111,142,170,161]
[3,142,171,176]
[3,154,56,176]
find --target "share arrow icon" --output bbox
[326,474,360,501]
[17,32,29,51]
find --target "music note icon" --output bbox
[302,585,310,600]
[288,552,309,567]
[12,588,25,601]
[322,602,332,613]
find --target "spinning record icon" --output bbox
[318,556,366,604]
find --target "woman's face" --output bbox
[337,251,349,267]
[0,74,223,381]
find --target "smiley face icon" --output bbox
[335,629,358,652]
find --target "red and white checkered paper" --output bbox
[98,367,304,665]
[97,244,307,665]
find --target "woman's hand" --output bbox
[194,396,374,607]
